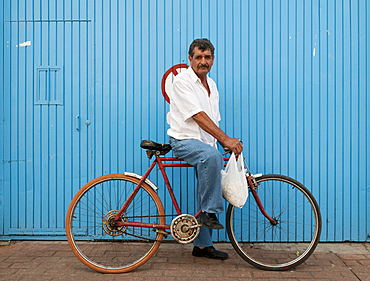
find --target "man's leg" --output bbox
[192,169,228,259]
[169,137,224,214]
[193,178,213,247]
[194,226,213,247]
[169,137,228,260]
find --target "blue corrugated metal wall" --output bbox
[1,0,369,242]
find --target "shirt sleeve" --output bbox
[171,79,203,122]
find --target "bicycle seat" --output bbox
[140,140,172,155]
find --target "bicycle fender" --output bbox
[247,173,263,179]
[124,172,159,191]
[253,173,263,178]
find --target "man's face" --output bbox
[189,47,214,77]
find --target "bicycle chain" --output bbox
[122,214,175,219]
[120,224,175,243]
[119,214,194,243]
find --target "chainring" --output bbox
[170,214,200,244]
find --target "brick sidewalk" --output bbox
[0,242,369,280]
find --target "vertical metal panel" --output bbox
[0,0,369,242]
[0,0,4,236]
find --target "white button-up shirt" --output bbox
[167,67,221,148]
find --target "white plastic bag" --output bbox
[221,152,248,208]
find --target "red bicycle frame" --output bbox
[114,155,276,229]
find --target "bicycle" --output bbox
[65,140,322,273]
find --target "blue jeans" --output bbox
[169,137,224,247]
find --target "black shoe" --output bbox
[192,246,229,260]
[198,211,224,229]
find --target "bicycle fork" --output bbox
[243,159,278,226]
[247,175,278,226]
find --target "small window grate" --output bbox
[35,66,63,105]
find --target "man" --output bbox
[167,38,243,260]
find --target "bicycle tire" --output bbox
[226,174,321,271]
[66,174,165,273]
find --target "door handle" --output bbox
[76,115,80,131]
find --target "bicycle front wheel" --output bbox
[66,174,165,273]
[226,174,321,271]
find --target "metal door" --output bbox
[2,20,92,237]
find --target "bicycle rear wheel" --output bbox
[226,174,321,271]
[66,174,165,273]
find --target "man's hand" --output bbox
[223,138,243,155]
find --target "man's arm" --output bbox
[192,111,243,154]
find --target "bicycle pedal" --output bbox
[185,224,202,230]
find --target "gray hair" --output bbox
[188,38,215,57]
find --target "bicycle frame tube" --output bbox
[114,160,158,221]
[156,157,183,215]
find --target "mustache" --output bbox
[198,64,209,69]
